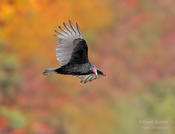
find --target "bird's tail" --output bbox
[43,68,57,75]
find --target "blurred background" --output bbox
[0,0,175,134]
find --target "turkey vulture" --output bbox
[43,20,106,83]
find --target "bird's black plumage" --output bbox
[69,39,89,64]
[43,21,106,83]
[55,63,92,75]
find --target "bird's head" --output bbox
[91,65,106,77]
[91,65,98,75]
[92,67,98,75]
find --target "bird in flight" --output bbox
[43,20,106,83]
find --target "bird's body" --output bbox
[56,63,92,75]
[43,21,106,83]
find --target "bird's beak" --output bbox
[95,72,98,75]
[93,68,98,75]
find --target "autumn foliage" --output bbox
[0,0,175,134]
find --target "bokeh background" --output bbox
[0,0,175,134]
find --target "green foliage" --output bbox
[0,107,27,129]
[114,81,175,134]
[0,41,20,98]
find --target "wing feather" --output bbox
[55,21,84,66]
[55,34,65,39]
[58,26,73,38]
[63,22,75,37]
[69,20,77,34]
[55,29,68,37]
[76,74,103,83]
[76,23,83,38]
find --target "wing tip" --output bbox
[68,19,72,24]
[56,20,83,39]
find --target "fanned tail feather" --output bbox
[43,68,57,75]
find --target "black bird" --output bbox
[43,20,106,83]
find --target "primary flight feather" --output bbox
[43,20,106,83]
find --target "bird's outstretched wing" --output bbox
[55,20,89,66]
